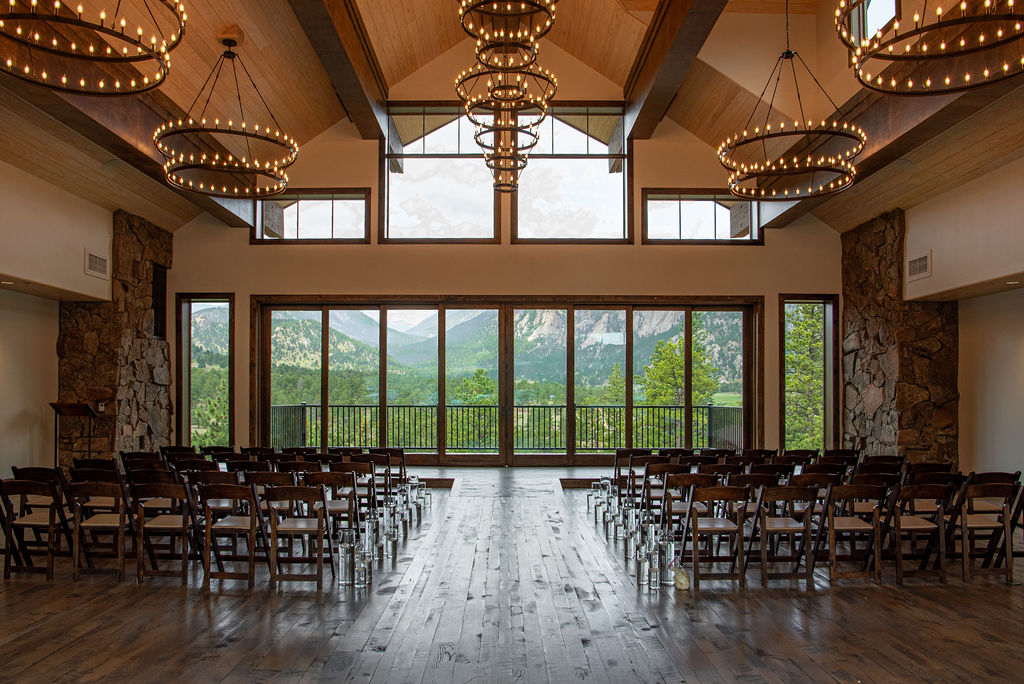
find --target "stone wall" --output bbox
[56,210,172,466]
[841,209,958,464]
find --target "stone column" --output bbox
[56,210,173,466]
[841,209,958,464]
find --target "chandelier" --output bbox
[836,0,1024,94]
[0,0,186,95]
[153,39,298,198]
[718,1,866,200]
[455,0,559,192]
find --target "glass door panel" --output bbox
[783,301,828,451]
[445,309,500,453]
[513,309,567,454]
[574,309,626,452]
[186,300,230,448]
[269,310,322,449]
[632,310,687,449]
[327,309,380,449]
[386,309,438,452]
[692,310,744,449]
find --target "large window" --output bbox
[254,190,370,242]
[514,106,628,241]
[643,190,762,243]
[259,297,761,463]
[780,295,839,451]
[385,106,497,241]
[176,295,233,448]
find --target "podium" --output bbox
[50,402,98,468]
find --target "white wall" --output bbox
[905,156,1024,300]
[0,159,112,301]
[0,289,59,477]
[958,288,1024,474]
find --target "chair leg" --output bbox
[73,509,81,582]
[828,524,837,585]
[691,525,700,592]
[46,518,56,582]
[181,522,189,586]
[316,519,324,591]
[116,523,125,582]
[203,514,211,590]
[269,525,278,590]
[873,519,882,585]
[3,518,13,581]
[247,527,256,590]
[961,527,970,582]
[736,529,745,588]
[137,524,145,584]
[894,529,904,585]
[937,520,947,583]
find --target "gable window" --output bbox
[384,106,498,242]
[513,105,628,242]
[254,189,370,243]
[642,189,762,244]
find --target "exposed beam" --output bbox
[0,75,255,228]
[289,0,401,156]
[623,0,728,141]
[761,77,1024,229]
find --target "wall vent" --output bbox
[907,251,932,282]
[84,248,110,280]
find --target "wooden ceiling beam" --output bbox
[289,0,400,155]
[0,75,255,228]
[761,77,1024,229]
[623,0,729,141]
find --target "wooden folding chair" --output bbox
[10,466,77,563]
[200,483,259,589]
[748,485,820,589]
[657,448,694,461]
[824,484,887,584]
[133,482,191,585]
[1,480,60,581]
[69,481,127,581]
[263,485,327,590]
[699,448,735,462]
[686,485,749,590]
[891,483,951,584]
[953,482,1019,583]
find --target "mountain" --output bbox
[196,306,745,394]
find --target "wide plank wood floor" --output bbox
[1,467,1022,682]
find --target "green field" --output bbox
[711,392,742,407]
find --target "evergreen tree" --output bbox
[783,303,825,450]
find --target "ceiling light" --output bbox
[836,0,1024,94]
[153,38,298,199]
[718,0,866,200]
[0,0,185,95]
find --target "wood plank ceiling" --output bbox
[123,0,343,145]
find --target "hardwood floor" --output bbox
[1,468,1022,682]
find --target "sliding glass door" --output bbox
[261,299,758,462]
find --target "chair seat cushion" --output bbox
[206,499,234,511]
[80,513,124,529]
[971,498,1004,514]
[13,510,53,527]
[82,496,116,509]
[212,515,252,532]
[314,500,353,513]
[277,518,321,533]
[962,513,1002,530]
[669,501,707,514]
[696,517,737,532]
[898,515,937,531]
[142,497,173,509]
[25,494,54,507]
[764,517,804,533]
[852,501,881,515]
[831,515,873,532]
[145,514,187,530]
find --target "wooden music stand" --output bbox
[50,402,98,468]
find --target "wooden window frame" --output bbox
[511,102,631,244]
[778,294,840,452]
[641,188,765,245]
[175,293,235,448]
[251,294,765,466]
[250,188,372,244]
[381,102,500,244]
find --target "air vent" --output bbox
[907,251,932,282]
[84,248,109,280]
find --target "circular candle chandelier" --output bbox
[0,0,186,95]
[459,0,556,70]
[718,1,866,200]
[455,0,559,192]
[836,0,1024,94]
[153,39,298,198]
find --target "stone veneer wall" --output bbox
[841,209,958,464]
[56,210,172,466]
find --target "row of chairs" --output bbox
[1,464,373,589]
[637,465,1022,589]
